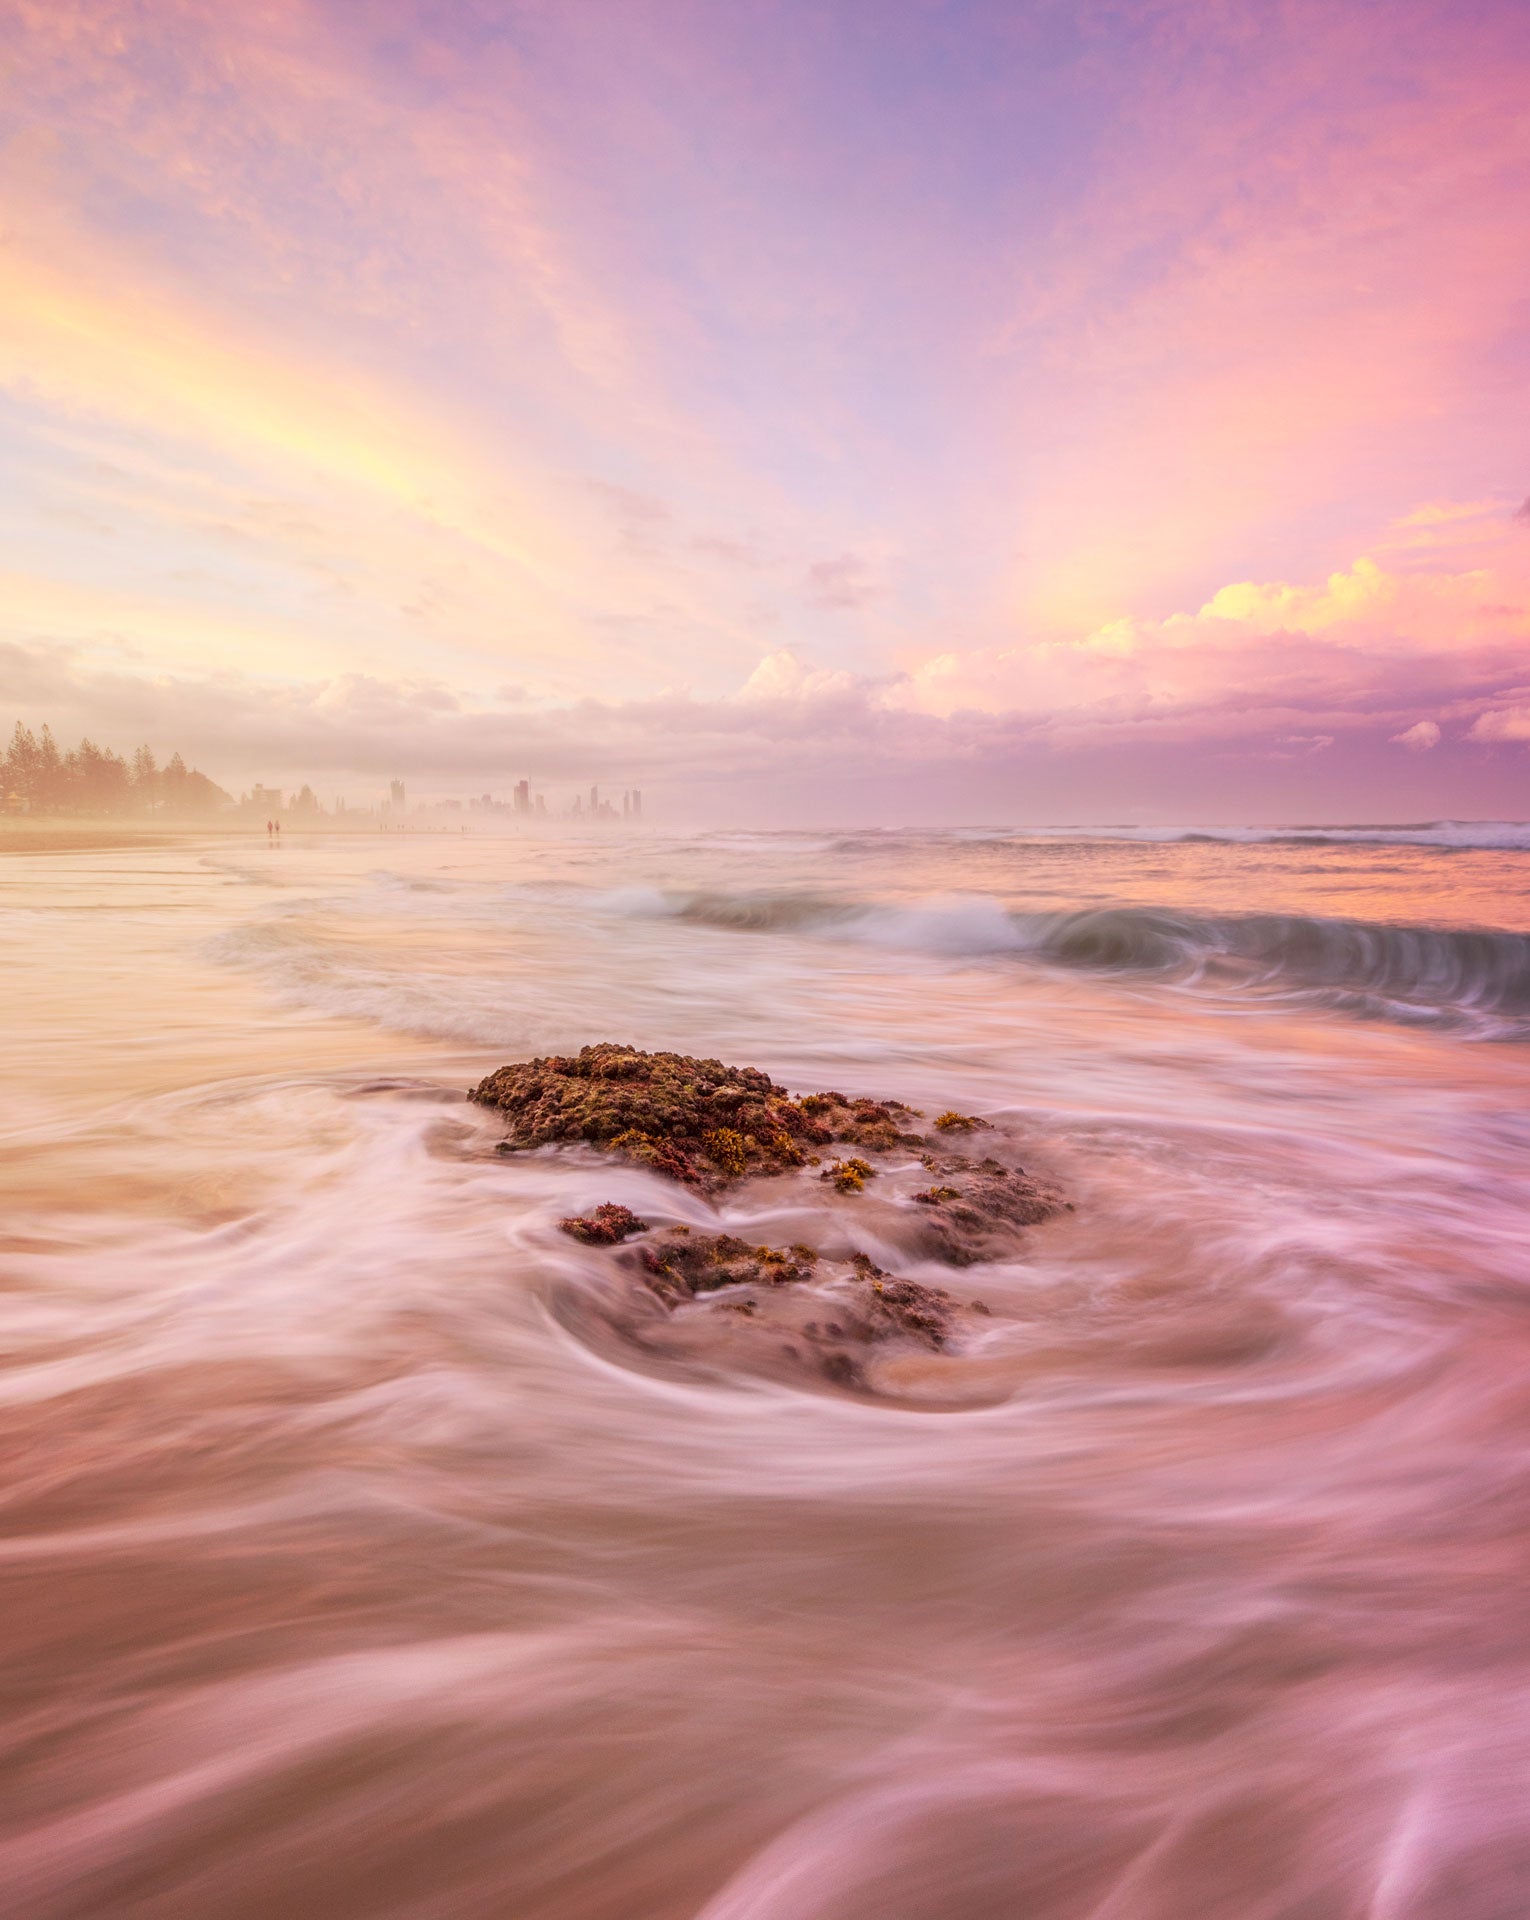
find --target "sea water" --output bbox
[1,825,1529,1919]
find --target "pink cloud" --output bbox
[1469,706,1530,743]
[889,513,1530,756]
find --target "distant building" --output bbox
[388,780,406,812]
[631,788,642,819]
[514,779,531,814]
[248,784,282,814]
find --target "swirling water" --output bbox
[2,826,1530,1919]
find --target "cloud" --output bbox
[805,555,875,610]
[736,649,855,701]
[7,620,1530,828]
[993,5,1530,628]
[1468,705,1530,743]
[890,520,1530,752]
[6,492,1528,815]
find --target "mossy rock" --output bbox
[627,1232,959,1356]
[471,1042,918,1188]
[559,1202,649,1246]
[636,1231,819,1298]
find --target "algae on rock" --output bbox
[470,1042,920,1189]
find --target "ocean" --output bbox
[2,823,1529,1918]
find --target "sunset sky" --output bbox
[2,0,1528,822]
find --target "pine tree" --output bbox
[6,723,39,809]
[1,725,229,818]
[35,726,63,813]
[131,745,159,814]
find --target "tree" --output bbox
[179,769,230,816]
[35,726,64,813]
[131,745,159,814]
[2,725,230,818]
[161,751,188,813]
[6,723,39,808]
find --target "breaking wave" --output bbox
[610,890,1530,1036]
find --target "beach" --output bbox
[2,825,1528,1918]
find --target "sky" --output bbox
[1,0,1528,824]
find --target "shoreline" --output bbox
[0,824,449,854]
[0,822,638,853]
[0,826,220,854]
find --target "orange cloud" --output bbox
[890,506,1530,744]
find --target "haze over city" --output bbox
[4,0,1529,823]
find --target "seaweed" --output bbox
[636,1232,818,1298]
[627,1231,957,1352]
[558,1202,649,1246]
[472,1044,919,1188]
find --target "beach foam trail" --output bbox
[1,829,1529,1917]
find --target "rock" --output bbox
[636,1230,819,1297]
[559,1202,649,1246]
[471,1043,919,1190]
[905,1153,1061,1265]
[477,1044,1068,1398]
[473,1048,1065,1266]
[606,1231,976,1396]
[625,1230,957,1348]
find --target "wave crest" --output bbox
[604,888,1530,1037]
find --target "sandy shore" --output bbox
[0,826,227,854]
[0,824,391,853]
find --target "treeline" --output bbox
[4,724,231,817]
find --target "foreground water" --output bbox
[3,824,1530,1919]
